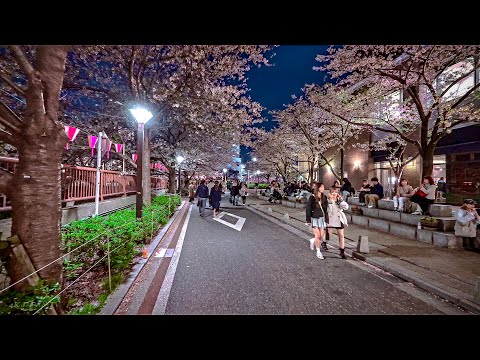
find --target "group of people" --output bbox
[306,182,349,260]
[356,176,440,216]
[191,179,249,218]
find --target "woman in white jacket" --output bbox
[327,186,349,259]
[454,199,480,251]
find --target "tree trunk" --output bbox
[168,166,176,194]
[142,130,151,205]
[340,148,344,180]
[422,145,435,179]
[5,46,69,291]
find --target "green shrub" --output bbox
[0,280,60,315]
[61,194,179,314]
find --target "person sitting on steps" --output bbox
[357,179,371,206]
[393,178,414,212]
[364,177,384,208]
[410,176,437,215]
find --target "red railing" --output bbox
[0,157,168,211]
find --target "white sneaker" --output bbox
[411,210,422,215]
[367,204,373,208]
[309,238,315,251]
[316,249,324,259]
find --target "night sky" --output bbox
[242,45,329,158]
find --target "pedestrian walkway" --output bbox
[245,194,480,314]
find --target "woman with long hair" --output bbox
[306,182,329,259]
[210,180,223,218]
[393,178,414,212]
[327,185,349,259]
[410,176,437,215]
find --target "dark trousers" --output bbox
[242,195,246,204]
[410,195,434,213]
[359,191,368,203]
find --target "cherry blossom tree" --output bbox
[65,45,271,195]
[0,46,70,289]
[316,45,480,177]
[273,86,366,181]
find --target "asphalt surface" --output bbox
[164,197,452,315]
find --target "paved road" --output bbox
[163,197,461,314]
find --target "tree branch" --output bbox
[0,70,26,96]
[0,98,23,126]
[450,82,480,109]
[0,127,14,145]
[8,45,35,80]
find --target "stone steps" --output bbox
[346,197,461,249]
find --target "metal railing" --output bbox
[0,157,168,211]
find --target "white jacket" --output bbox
[454,208,480,237]
[327,200,349,227]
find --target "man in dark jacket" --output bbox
[230,180,240,205]
[365,177,384,208]
[195,179,209,217]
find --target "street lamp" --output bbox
[129,106,153,220]
[253,157,257,162]
[176,155,185,194]
[222,168,227,182]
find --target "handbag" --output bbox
[415,189,427,198]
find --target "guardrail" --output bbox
[0,157,168,211]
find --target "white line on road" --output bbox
[213,211,246,231]
[152,205,192,315]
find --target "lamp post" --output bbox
[223,168,227,182]
[176,155,185,194]
[129,107,153,220]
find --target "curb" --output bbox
[352,251,480,314]
[99,201,188,315]
[249,203,480,314]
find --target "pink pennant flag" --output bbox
[106,139,112,159]
[114,143,123,153]
[132,154,137,162]
[150,163,154,169]
[88,135,98,157]
[64,126,80,150]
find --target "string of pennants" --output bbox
[64,125,167,171]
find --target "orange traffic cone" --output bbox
[142,247,148,259]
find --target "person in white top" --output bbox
[410,176,437,215]
[454,199,480,251]
[327,185,349,259]
[240,183,248,205]
[393,178,415,212]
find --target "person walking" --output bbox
[230,180,240,205]
[195,179,209,218]
[327,185,349,259]
[306,182,329,260]
[207,179,215,208]
[454,199,480,251]
[393,178,414,212]
[240,182,248,205]
[188,182,196,203]
[210,180,223,218]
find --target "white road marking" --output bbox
[213,211,246,231]
[152,205,192,315]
